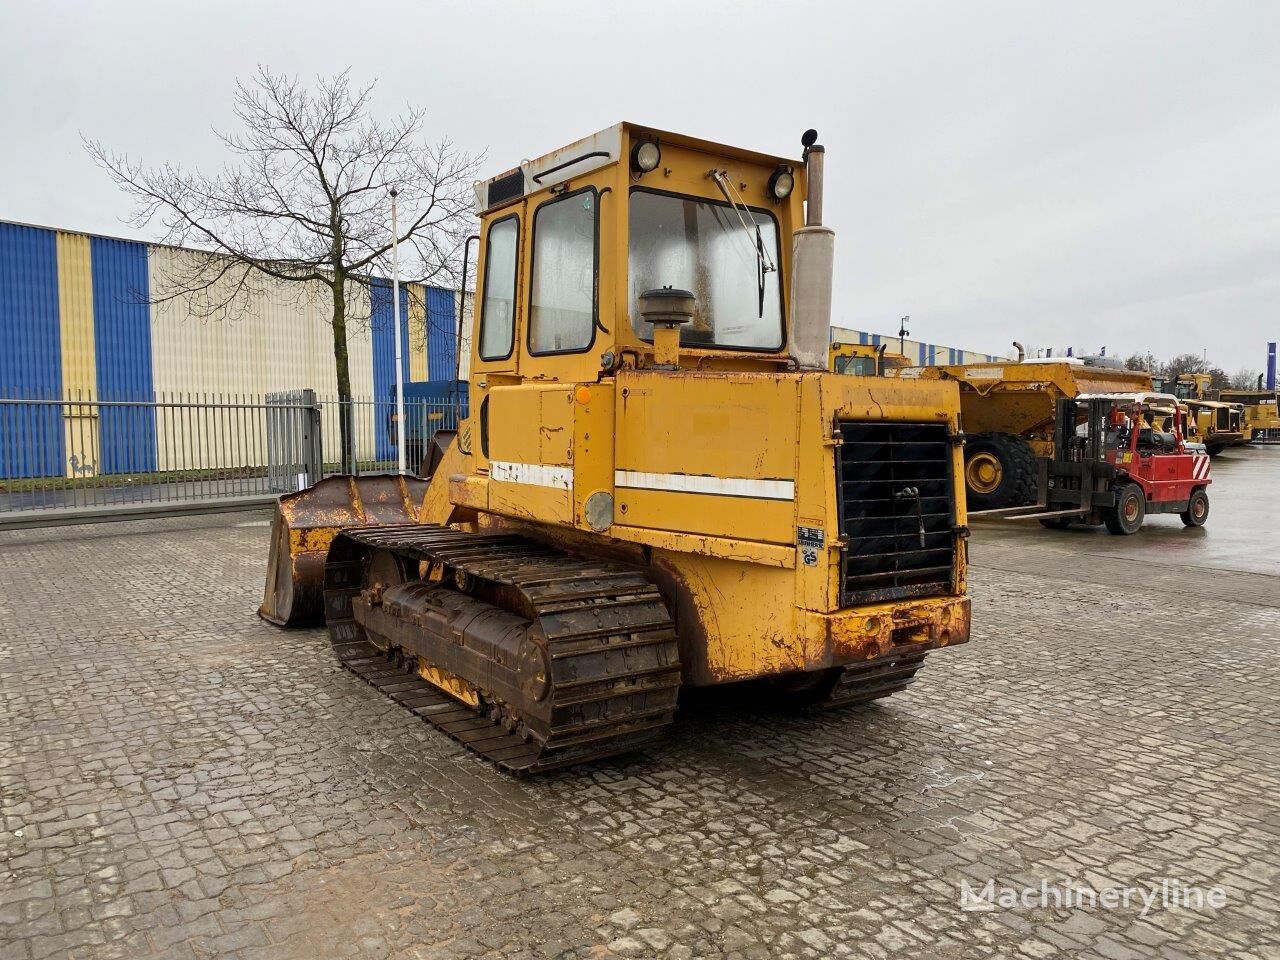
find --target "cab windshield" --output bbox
[628,190,783,350]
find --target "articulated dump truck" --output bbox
[1220,387,1280,443]
[916,355,1152,510]
[1164,374,1247,455]
[260,124,972,773]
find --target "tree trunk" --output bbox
[330,274,355,473]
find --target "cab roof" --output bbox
[473,122,802,214]
[1077,392,1183,407]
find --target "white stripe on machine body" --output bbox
[1193,454,1210,480]
[490,460,573,489]
[614,470,795,501]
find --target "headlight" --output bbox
[768,166,795,200]
[631,140,661,174]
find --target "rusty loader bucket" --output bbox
[259,474,427,627]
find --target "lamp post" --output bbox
[898,315,910,356]
[391,188,406,475]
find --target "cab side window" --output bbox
[478,216,519,361]
[528,189,597,355]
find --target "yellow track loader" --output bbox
[260,125,972,772]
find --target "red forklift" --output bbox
[971,392,1211,534]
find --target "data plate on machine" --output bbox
[797,526,825,567]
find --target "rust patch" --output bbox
[259,475,427,628]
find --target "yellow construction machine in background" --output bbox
[1160,374,1247,455]
[914,352,1152,509]
[1219,387,1280,443]
[259,124,972,772]
[828,341,912,376]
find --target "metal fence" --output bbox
[0,388,463,526]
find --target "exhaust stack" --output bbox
[1013,341,1026,362]
[789,129,834,371]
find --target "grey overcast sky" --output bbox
[1,0,1276,371]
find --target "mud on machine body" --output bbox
[260,124,972,772]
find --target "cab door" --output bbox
[518,176,615,385]
[470,206,524,479]
[481,172,616,526]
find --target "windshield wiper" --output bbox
[709,169,775,317]
[756,225,767,318]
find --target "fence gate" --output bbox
[266,390,322,493]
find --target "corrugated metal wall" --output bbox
[370,278,413,460]
[831,326,1006,366]
[56,233,99,476]
[407,283,428,382]
[0,223,63,477]
[150,246,263,398]
[147,246,384,468]
[425,285,458,382]
[0,220,470,478]
[91,236,156,473]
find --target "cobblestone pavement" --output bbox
[3,450,1279,959]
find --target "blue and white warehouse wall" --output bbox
[0,220,464,477]
[830,326,1008,366]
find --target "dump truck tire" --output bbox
[963,433,1036,510]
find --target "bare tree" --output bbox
[86,67,480,469]
[1124,352,1160,373]
[1229,368,1262,390]
[1163,353,1209,384]
[1206,366,1231,391]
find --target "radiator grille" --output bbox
[836,421,956,605]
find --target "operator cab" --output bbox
[470,122,825,389]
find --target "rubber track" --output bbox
[813,646,930,710]
[323,525,681,773]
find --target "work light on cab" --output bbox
[769,166,795,199]
[631,140,661,173]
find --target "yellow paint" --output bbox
[921,360,1152,443]
[828,341,910,376]
[291,122,974,688]
[56,232,99,478]
[1185,399,1245,449]
[417,658,481,707]
[1218,390,1280,438]
[1176,373,1213,400]
[619,487,793,543]
[610,524,795,569]
[289,527,339,553]
[408,283,428,381]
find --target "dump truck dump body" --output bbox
[916,359,1153,508]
